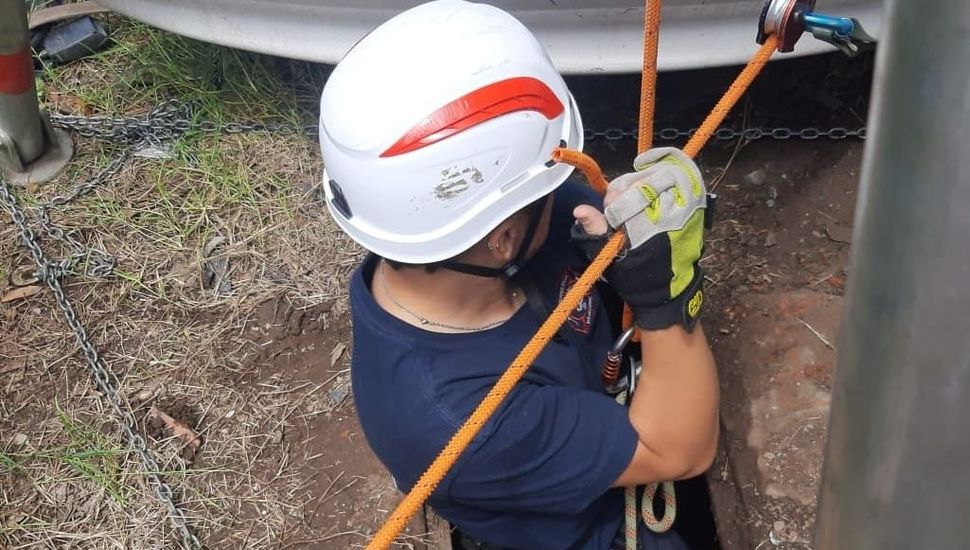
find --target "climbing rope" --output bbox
[637,0,663,154]
[364,6,780,545]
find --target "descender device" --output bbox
[757,0,876,57]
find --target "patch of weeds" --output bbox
[50,401,133,504]
[41,19,322,126]
[5,402,135,506]
[0,450,24,474]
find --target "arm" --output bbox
[573,147,719,486]
[613,324,719,485]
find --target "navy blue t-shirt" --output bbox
[350,182,638,549]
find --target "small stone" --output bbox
[763,451,776,461]
[773,520,787,533]
[744,169,767,186]
[765,199,777,208]
[11,433,27,446]
[764,232,778,248]
[825,222,854,244]
[812,230,824,239]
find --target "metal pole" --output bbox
[0,0,45,164]
[815,1,970,549]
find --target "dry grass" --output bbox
[0,14,396,550]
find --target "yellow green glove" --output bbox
[572,147,707,330]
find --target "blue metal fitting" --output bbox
[802,12,856,37]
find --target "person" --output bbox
[317,1,719,548]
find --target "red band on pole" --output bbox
[0,45,34,95]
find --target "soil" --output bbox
[700,139,861,549]
[234,298,437,549]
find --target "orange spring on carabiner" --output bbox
[602,352,623,388]
[602,326,636,390]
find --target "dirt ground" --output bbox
[699,140,860,550]
[1,13,871,550]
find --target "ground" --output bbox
[1,11,870,550]
[701,140,859,550]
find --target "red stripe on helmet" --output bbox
[0,46,34,95]
[381,77,564,158]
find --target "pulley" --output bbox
[757,0,876,57]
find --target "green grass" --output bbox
[41,19,322,127]
[2,402,135,505]
[51,401,134,504]
[0,450,24,474]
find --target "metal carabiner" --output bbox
[756,0,875,57]
[602,326,636,394]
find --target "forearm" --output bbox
[628,323,719,477]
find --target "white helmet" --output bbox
[319,0,583,265]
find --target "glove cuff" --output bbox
[632,268,705,332]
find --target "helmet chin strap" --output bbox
[440,195,550,280]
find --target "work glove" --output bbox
[572,147,707,331]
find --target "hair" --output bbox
[382,258,443,274]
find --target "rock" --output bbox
[773,520,786,533]
[11,433,27,446]
[765,199,777,208]
[764,232,778,248]
[744,169,767,186]
[825,222,853,244]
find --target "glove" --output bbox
[572,147,707,331]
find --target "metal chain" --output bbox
[49,100,866,146]
[36,100,193,279]
[1,100,317,548]
[583,125,866,143]
[49,102,319,141]
[0,178,201,550]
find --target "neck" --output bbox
[375,259,521,332]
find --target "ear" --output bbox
[485,217,520,263]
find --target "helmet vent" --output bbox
[328,179,353,219]
[381,77,565,158]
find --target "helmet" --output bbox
[319,0,583,264]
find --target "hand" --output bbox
[572,147,706,331]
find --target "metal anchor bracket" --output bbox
[757,0,876,57]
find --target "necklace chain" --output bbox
[379,261,516,332]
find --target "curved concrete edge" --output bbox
[96,1,882,73]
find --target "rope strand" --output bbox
[638,0,663,154]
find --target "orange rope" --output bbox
[365,31,779,550]
[552,148,609,194]
[638,0,662,153]
[685,36,777,158]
